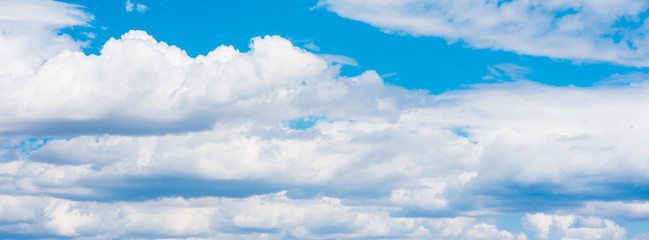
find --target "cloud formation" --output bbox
[2,0,649,238]
[523,213,627,240]
[0,193,530,239]
[318,0,649,66]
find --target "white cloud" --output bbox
[0,193,525,239]
[2,28,649,237]
[0,0,92,78]
[3,27,649,234]
[126,0,148,13]
[483,63,531,81]
[5,63,649,216]
[136,3,148,13]
[523,213,627,240]
[576,201,649,220]
[390,178,449,211]
[0,31,322,126]
[318,0,649,66]
[317,53,359,66]
[0,30,405,137]
[125,0,133,12]
[0,0,91,25]
[4,0,649,238]
[2,115,480,197]
[303,41,320,51]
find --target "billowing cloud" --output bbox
[523,213,627,240]
[318,0,649,66]
[0,30,372,135]
[2,0,649,238]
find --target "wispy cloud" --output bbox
[303,41,320,51]
[318,0,649,67]
[125,0,148,13]
[483,63,531,82]
[0,0,92,78]
[317,53,359,66]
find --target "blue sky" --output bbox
[2,0,649,239]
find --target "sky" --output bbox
[2,0,649,239]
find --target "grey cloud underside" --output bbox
[56,177,286,202]
[1,113,217,137]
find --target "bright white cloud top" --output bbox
[1,0,649,239]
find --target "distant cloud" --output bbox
[380,72,397,79]
[136,3,148,12]
[483,63,531,82]
[317,53,358,66]
[303,41,320,51]
[125,0,133,12]
[80,32,96,39]
[522,214,627,240]
[318,0,649,67]
[125,0,148,13]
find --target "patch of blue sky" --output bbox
[496,0,514,7]
[608,8,649,49]
[613,8,649,31]
[493,214,529,235]
[58,0,649,94]
[553,8,579,19]
[288,115,325,130]
[1,137,62,155]
[449,126,469,138]
[620,220,649,236]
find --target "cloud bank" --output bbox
[2,0,649,239]
[318,0,649,67]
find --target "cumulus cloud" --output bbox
[318,0,649,66]
[523,213,627,240]
[4,0,649,238]
[0,31,346,134]
[0,193,528,239]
